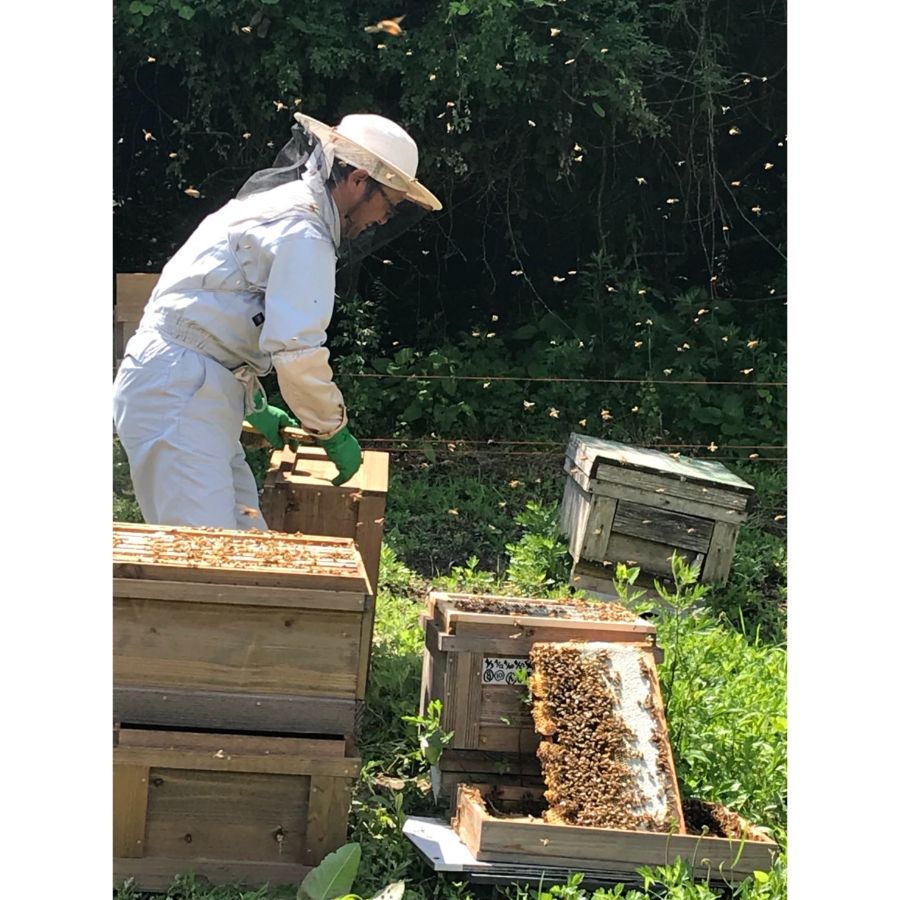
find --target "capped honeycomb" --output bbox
[530,641,682,832]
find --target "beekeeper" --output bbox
[113,112,441,529]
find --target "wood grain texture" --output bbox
[114,596,363,697]
[613,500,714,553]
[113,727,359,885]
[303,775,354,865]
[113,765,150,858]
[580,495,618,562]
[565,459,749,523]
[114,686,357,736]
[455,786,778,878]
[702,521,740,584]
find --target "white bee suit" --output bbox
[113,177,348,530]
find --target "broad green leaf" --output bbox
[297,843,361,900]
[592,102,606,118]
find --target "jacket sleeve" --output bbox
[257,230,348,439]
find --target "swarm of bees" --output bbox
[529,642,679,832]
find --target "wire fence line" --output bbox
[339,372,787,387]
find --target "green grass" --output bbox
[112,445,787,900]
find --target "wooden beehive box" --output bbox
[113,524,374,738]
[419,591,657,759]
[114,726,360,890]
[260,445,389,595]
[560,434,755,599]
[453,784,778,884]
[114,273,158,369]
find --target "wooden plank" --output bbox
[476,725,540,753]
[303,775,354,865]
[259,484,288,532]
[115,746,359,777]
[114,597,363,697]
[445,652,482,749]
[116,728,346,757]
[565,461,749,523]
[114,688,357,736]
[702,521,740,584]
[355,595,376,700]
[558,476,592,556]
[113,765,150,858]
[356,494,386,593]
[566,434,755,496]
[579,495,617,562]
[113,578,367,612]
[613,500,714,553]
[604,532,703,579]
[455,787,776,876]
[142,767,310,861]
[114,857,311,891]
[115,273,159,317]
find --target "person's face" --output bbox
[334,168,406,240]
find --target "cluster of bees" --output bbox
[529,643,675,832]
[450,596,641,623]
[113,527,359,575]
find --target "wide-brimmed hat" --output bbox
[294,111,442,211]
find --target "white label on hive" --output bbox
[481,656,532,685]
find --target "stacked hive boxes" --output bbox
[113,520,378,890]
[418,590,659,807]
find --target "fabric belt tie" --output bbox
[231,365,267,415]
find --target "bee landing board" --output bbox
[260,445,389,595]
[113,524,374,737]
[530,641,684,834]
[560,434,755,599]
[419,591,657,763]
[113,726,360,890]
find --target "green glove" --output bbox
[318,427,362,486]
[245,401,298,449]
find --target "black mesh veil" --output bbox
[236,121,427,269]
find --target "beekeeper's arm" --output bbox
[258,230,347,439]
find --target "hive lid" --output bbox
[566,433,755,495]
[112,523,371,593]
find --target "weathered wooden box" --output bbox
[113,726,360,890]
[419,591,657,759]
[560,434,755,598]
[453,784,778,884]
[114,273,158,369]
[260,445,389,595]
[113,524,374,737]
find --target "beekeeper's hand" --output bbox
[318,427,362,486]
[245,404,298,450]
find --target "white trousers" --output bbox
[112,331,268,530]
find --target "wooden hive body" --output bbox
[260,445,389,595]
[113,524,374,737]
[113,726,360,890]
[560,434,755,599]
[419,590,658,800]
